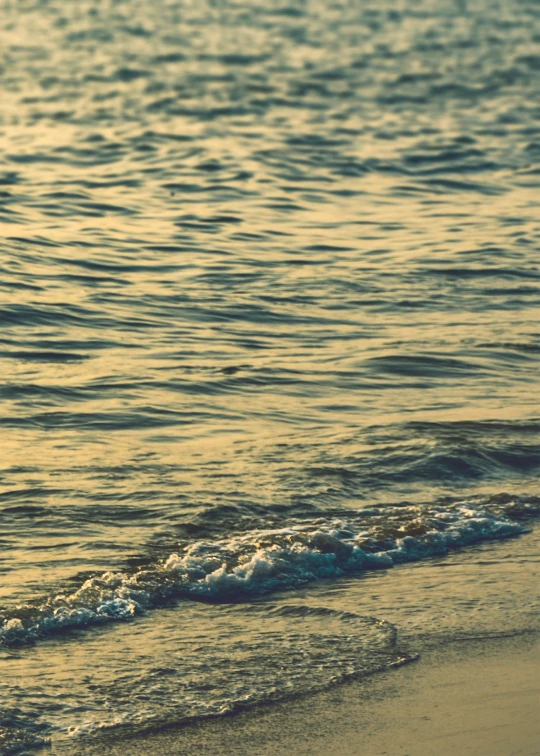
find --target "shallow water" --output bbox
[1,0,539,751]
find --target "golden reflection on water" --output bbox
[1,0,539,711]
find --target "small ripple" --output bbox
[0,350,89,363]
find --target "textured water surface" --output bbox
[1,0,539,751]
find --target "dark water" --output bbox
[1,0,540,751]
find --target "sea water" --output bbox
[1,0,539,752]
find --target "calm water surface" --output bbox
[1,0,539,751]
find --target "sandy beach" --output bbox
[50,631,539,756]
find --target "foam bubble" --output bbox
[0,500,531,647]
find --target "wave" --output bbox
[0,604,412,754]
[0,713,49,756]
[2,498,536,647]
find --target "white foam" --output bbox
[0,501,530,646]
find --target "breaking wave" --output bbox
[2,498,535,647]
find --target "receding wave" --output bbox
[0,604,412,754]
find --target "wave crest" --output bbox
[1,500,532,646]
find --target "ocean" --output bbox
[1,0,539,752]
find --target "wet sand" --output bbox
[53,632,539,756]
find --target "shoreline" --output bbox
[40,528,540,756]
[49,629,540,756]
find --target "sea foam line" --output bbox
[0,503,529,646]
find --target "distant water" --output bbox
[1,0,539,751]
